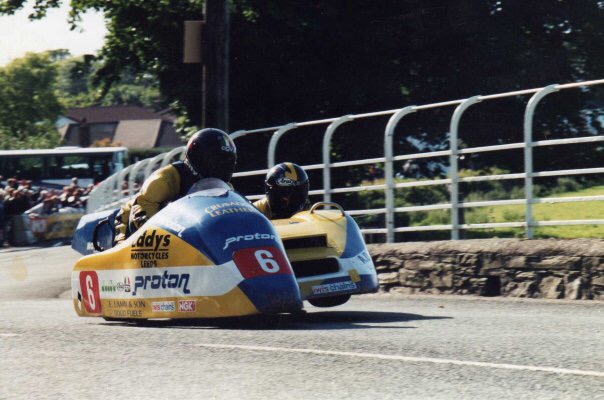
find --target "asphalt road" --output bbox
[0,246,603,400]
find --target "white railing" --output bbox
[87,79,604,242]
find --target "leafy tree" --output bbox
[2,0,604,178]
[0,52,63,149]
[55,55,160,108]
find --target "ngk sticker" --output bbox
[178,300,196,312]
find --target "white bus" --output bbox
[0,147,128,188]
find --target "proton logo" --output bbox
[223,233,277,250]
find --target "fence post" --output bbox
[449,96,481,240]
[384,106,416,243]
[114,165,133,203]
[267,123,298,168]
[322,116,353,204]
[144,154,167,179]
[523,84,559,238]
[160,147,186,167]
[128,159,149,197]
[100,176,116,211]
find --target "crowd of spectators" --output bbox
[0,175,93,247]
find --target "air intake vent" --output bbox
[282,235,327,250]
[291,258,339,278]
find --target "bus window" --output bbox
[62,156,92,178]
[0,147,127,187]
[0,156,44,180]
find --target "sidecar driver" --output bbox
[113,128,237,244]
[254,162,310,220]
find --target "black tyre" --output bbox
[308,294,351,308]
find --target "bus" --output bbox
[0,147,128,188]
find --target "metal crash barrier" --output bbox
[87,78,604,243]
[28,212,85,242]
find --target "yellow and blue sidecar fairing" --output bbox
[272,203,378,307]
[71,179,303,320]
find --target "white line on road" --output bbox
[197,343,604,378]
[0,333,19,337]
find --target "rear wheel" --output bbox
[308,294,351,308]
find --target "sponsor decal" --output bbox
[276,177,296,186]
[79,271,101,313]
[204,201,256,218]
[311,281,357,295]
[107,299,146,318]
[223,233,277,250]
[132,270,191,296]
[131,229,171,251]
[107,299,146,308]
[357,251,371,264]
[130,230,171,267]
[101,277,132,293]
[178,300,196,312]
[152,301,176,312]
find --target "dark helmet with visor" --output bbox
[265,162,309,218]
[185,128,237,182]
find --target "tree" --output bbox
[55,54,160,108]
[0,52,63,149]
[2,1,604,176]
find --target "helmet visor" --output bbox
[267,183,309,218]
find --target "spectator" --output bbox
[12,189,31,214]
[1,175,91,246]
[0,188,6,246]
[70,177,79,190]
[7,178,18,190]
[3,188,17,245]
[83,184,94,196]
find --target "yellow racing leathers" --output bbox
[113,161,197,244]
[253,197,309,220]
[253,197,273,220]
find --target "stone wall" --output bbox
[368,239,604,300]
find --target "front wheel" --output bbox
[308,294,351,308]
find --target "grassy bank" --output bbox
[463,185,604,238]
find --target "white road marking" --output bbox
[0,333,19,337]
[197,343,604,378]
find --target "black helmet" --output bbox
[265,162,309,218]
[185,128,237,182]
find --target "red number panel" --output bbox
[232,247,293,279]
[79,271,102,314]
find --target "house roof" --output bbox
[112,119,164,148]
[66,105,175,124]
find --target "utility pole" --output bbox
[184,0,230,131]
[203,0,230,131]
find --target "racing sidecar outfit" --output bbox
[114,161,197,243]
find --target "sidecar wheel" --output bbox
[308,294,351,308]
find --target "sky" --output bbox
[0,1,107,66]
